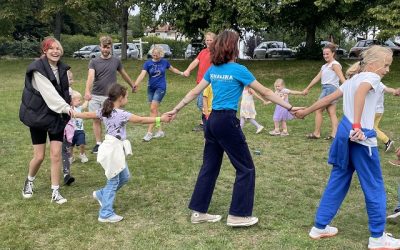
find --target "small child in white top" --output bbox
[239,86,268,134]
[70,90,89,163]
[269,79,303,136]
[74,83,172,223]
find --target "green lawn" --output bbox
[1,58,400,249]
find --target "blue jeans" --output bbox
[147,87,166,103]
[196,91,203,111]
[319,84,338,104]
[96,166,131,219]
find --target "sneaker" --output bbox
[368,232,400,249]
[281,131,289,136]
[191,211,222,224]
[226,215,258,227]
[387,208,400,219]
[92,144,100,154]
[143,132,153,142]
[256,126,264,134]
[153,131,165,138]
[98,214,123,223]
[309,225,338,239]
[80,153,89,163]
[385,139,394,152]
[92,191,102,207]
[51,189,67,204]
[389,160,400,167]
[269,130,281,136]
[192,124,204,132]
[64,174,75,186]
[22,179,34,198]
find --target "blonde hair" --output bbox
[346,45,393,79]
[99,36,112,46]
[151,45,165,57]
[71,90,82,99]
[67,70,74,83]
[274,78,285,87]
[205,32,216,39]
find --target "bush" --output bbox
[0,38,40,57]
[295,43,323,60]
[139,36,189,58]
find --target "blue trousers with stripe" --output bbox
[314,142,386,237]
[188,110,255,216]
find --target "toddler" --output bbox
[70,90,89,163]
[240,86,267,134]
[269,79,303,136]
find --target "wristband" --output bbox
[287,105,293,111]
[155,117,161,128]
[180,72,184,76]
[352,123,361,129]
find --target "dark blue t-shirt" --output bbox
[143,58,171,90]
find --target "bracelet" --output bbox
[180,72,184,76]
[287,105,293,111]
[352,123,361,129]
[155,117,161,128]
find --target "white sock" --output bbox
[27,175,35,182]
[96,142,101,145]
[51,185,59,190]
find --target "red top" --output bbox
[196,48,212,84]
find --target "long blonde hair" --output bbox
[346,45,392,78]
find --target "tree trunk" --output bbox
[305,22,316,49]
[121,6,129,60]
[54,11,63,41]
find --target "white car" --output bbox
[89,43,139,59]
[73,45,100,59]
[253,41,294,59]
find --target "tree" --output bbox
[369,0,400,39]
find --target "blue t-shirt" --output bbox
[143,58,171,90]
[204,63,256,111]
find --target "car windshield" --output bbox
[385,40,396,47]
[80,45,95,51]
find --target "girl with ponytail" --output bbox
[75,83,172,223]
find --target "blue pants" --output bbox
[96,166,131,219]
[314,142,386,237]
[196,91,203,111]
[188,110,255,216]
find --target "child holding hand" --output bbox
[75,83,172,223]
[240,86,267,134]
[269,79,303,136]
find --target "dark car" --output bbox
[348,40,400,58]
[147,44,173,58]
[73,45,99,59]
[253,41,294,59]
[184,43,205,59]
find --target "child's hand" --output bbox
[162,111,177,122]
[264,101,271,105]
[293,108,307,119]
[302,89,309,95]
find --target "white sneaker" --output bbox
[92,191,102,207]
[190,211,222,224]
[256,126,264,134]
[309,225,338,239]
[153,131,165,138]
[51,189,67,204]
[80,153,89,163]
[368,232,400,249]
[69,157,75,165]
[22,179,34,198]
[143,132,153,142]
[98,214,123,223]
[226,215,258,227]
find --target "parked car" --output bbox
[184,43,205,59]
[147,44,173,58]
[253,41,294,59]
[113,43,139,59]
[348,39,400,58]
[295,41,347,57]
[73,45,99,58]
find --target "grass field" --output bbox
[1,58,400,249]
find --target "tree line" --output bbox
[0,0,399,59]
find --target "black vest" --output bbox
[19,57,71,134]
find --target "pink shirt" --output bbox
[196,48,212,84]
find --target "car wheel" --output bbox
[265,54,269,59]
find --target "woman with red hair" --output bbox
[167,30,300,227]
[19,37,73,204]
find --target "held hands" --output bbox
[302,89,309,96]
[394,88,400,96]
[84,91,92,101]
[163,109,178,121]
[349,128,366,142]
[293,108,308,119]
[183,70,190,77]
[132,84,139,93]
[160,113,174,123]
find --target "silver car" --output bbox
[113,43,139,59]
[73,45,99,59]
[253,41,294,59]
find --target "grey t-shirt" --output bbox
[89,57,123,96]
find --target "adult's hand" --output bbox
[183,70,190,77]
[293,109,307,119]
[164,109,178,121]
[84,91,92,101]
